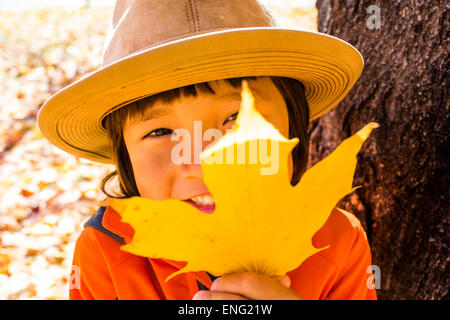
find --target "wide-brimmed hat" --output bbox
[37,0,363,164]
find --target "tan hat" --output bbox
[37,0,363,164]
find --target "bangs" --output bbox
[103,76,258,131]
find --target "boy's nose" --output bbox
[179,162,204,180]
[178,130,212,180]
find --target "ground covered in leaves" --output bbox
[0,5,316,299]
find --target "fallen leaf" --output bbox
[0,253,11,275]
[106,81,379,282]
[20,188,34,197]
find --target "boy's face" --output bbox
[123,77,291,205]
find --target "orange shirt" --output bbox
[69,204,377,300]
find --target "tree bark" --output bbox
[311,0,449,299]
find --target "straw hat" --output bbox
[37,0,363,164]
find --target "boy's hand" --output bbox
[192,272,302,300]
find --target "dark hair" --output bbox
[100,76,309,198]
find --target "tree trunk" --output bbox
[311,0,449,299]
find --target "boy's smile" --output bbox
[183,194,216,214]
[123,77,291,210]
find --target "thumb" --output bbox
[272,274,291,288]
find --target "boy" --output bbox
[38,0,376,300]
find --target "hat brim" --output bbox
[37,27,363,164]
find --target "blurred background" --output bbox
[0,0,317,299]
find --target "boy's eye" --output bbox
[145,128,173,138]
[144,113,238,139]
[224,112,239,124]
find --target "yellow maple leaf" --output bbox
[106,81,378,282]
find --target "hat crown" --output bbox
[102,0,278,66]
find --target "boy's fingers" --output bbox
[211,272,298,300]
[193,290,248,300]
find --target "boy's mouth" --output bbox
[183,194,215,214]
